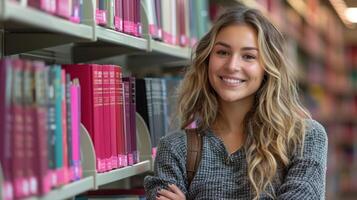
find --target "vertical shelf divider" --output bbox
[80,123,97,188]
[136,112,152,167]
[82,0,96,40]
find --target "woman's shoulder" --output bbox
[157,130,187,153]
[300,119,328,160]
[304,119,327,142]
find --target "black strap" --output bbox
[186,129,202,186]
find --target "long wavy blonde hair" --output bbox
[177,6,311,199]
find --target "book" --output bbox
[71,78,82,180]
[0,59,14,200]
[114,66,125,167]
[11,59,27,198]
[63,64,106,173]
[33,61,51,195]
[23,60,38,196]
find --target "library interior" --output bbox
[0,0,356,200]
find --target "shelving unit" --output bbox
[0,112,152,200]
[0,0,95,55]
[0,0,195,199]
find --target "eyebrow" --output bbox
[215,41,258,51]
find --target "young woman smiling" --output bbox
[144,5,327,200]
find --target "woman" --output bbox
[144,5,327,200]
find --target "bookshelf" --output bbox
[0,112,152,200]
[0,0,202,199]
[0,0,95,55]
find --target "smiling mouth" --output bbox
[219,76,246,85]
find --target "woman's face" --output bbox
[208,24,265,104]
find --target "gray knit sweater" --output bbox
[144,119,328,200]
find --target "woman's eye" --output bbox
[242,54,256,60]
[216,50,230,56]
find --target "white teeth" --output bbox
[221,77,244,84]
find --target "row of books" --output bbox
[143,0,209,46]
[64,64,139,173]
[11,0,211,47]
[0,59,82,200]
[136,77,181,156]
[96,0,142,38]
[26,0,83,23]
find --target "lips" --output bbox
[219,76,246,85]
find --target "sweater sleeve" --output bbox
[277,120,328,200]
[144,131,188,200]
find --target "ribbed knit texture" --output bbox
[144,119,328,200]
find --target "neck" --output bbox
[213,96,254,136]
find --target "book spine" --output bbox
[0,59,14,200]
[93,65,105,172]
[56,0,71,19]
[33,61,51,195]
[71,78,82,180]
[23,61,38,196]
[129,77,138,163]
[96,0,108,25]
[60,69,69,185]
[109,66,118,169]
[53,66,64,186]
[11,59,28,199]
[114,67,125,168]
[65,74,73,180]
[122,79,131,165]
[102,65,112,170]
[114,0,123,32]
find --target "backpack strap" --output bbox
[186,129,203,187]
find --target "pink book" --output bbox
[114,0,123,32]
[56,0,71,19]
[32,61,51,195]
[123,0,133,35]
[63,64,105,173]
[120,82,128,167]
[23,61,38,196]
[71,78,82,180]
[114,67,125,168]
[11,59,28,199]
[96,0,107,25]
[108,66,118,169]
[70,0,81,23]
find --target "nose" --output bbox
[226,54,242,72]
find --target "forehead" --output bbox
[215,24,258,48]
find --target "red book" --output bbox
[32,61,51,195]
[114,67,125,167]
[108,66,118,169]
[102,65,112,170]
[63,64,105,173]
